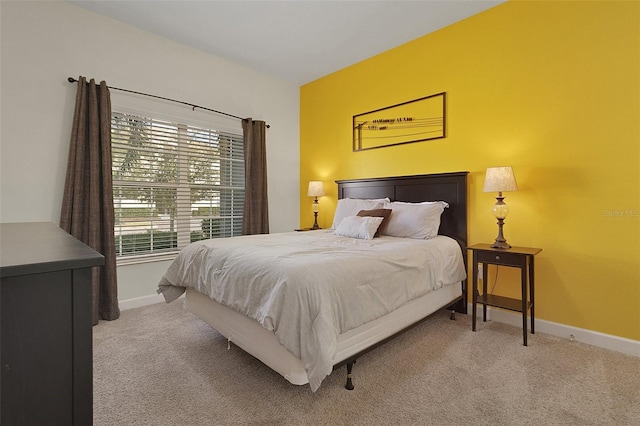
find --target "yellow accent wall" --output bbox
[300,1,640,341]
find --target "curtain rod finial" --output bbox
[68,77,77,83]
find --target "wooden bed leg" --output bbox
[345,361,355,390]
[450,310,456,320]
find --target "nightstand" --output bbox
[468,243,542,346]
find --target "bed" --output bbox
[158,172,469,391]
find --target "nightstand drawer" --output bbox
[476,250,524,267]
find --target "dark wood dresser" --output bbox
[1,222,104,425]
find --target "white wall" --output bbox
[0,1,300,301]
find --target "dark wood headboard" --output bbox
[336,172,468,248]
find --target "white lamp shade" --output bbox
[483,167,518,192]
[307,181,325,197]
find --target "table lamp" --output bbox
[483,166,518,249]
[307,181,325,230]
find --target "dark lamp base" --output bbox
[491,217,511,249]
[311,211,321,230]
[490,240,511,249]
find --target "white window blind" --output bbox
[111,111,244,259]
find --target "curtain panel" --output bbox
[61,76,119,324]
[242,118,269,235]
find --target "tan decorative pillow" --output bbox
[357,208,392,237]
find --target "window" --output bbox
[111,111,244,260]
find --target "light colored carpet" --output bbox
[93,301,640,425]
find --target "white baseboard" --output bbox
[468,303,639,357]
[119,293,165,311]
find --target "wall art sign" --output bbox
[352,92,446,151]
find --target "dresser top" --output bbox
[0,222,104,278]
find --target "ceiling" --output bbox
[70,0,504,86]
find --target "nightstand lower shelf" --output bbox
[476,294,533,313]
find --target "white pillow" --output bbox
[382,200,449,239]
[331,198,388,229]
[334,215,384,240]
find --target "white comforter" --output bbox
[158,230,466,391]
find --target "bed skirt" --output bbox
[184,283,462,386]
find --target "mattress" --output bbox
[184,282,461,386]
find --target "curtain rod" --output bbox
[67,77,269,128]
